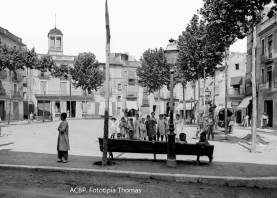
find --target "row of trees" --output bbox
[0,44,104,97]
[137,0,277,152]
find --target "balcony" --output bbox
[126,91,137,99]
[228,88,245,99]
[261,55,274,64]
[12,91,23,99]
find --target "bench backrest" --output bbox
[98,138,214,156]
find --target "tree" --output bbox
[0,45,39,124]
[200,0,276,151]
[71,52,104,94]
[177,14,224,122]
[137,48,172,94]
[36,55,56,73]
[51,64,70,80]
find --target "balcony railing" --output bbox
[228,88,245,98]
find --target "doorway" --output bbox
[264,100,273,127]
[66,101,76,118]
[0,101,5,121]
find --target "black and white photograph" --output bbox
[0,0,277,197]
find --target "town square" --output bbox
[1,0,277,197]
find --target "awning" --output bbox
[126,101,138,110]
[230,77,242,86]
[237,96,252,108]
[214,102,232,114]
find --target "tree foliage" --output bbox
[0,44,38,79]
[177,14,224,82]
[137,48,174,93]
[36,55,56,73]
[71,52,104,94]
[200,0,277,46]
[51,64,70,80]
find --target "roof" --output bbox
[48,27,63,36]
[0,26,25,47]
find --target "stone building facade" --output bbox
[28,27,141,119]
[247,12,277,129]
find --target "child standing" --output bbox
[57,112,70,163]
[139,117,147,140]
[119,117,128,138]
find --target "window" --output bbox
[261,39,265,56]
[56,37,61,49]
[267,67,272,89]
[40,81,47,94]
[235,64,239,70]
[117,83,122,91]
[262,68,265,83]
[233,85,240,95]
[268,35,273,58]
[55,102,60,113]
[60,82,67,95]
[128,79,136,85]
[50,36,55,49]
[13,84,17,94]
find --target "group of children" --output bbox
[110,112,170,141]
[109,112,210,146]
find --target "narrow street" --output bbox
[0,169,276,198]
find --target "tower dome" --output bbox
[48,27,63,37]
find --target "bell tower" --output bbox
[48,27,63,55]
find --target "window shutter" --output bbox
[274,29,277,52]
[274,62,277,88]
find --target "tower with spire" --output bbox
[47,24,63,55]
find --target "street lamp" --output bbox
[165,38,178,167]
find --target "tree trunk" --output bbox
[224,48,229,136]
[182,84,186,121]
[102,0,111,166]
[197,77,201,123]
[251,27,257,152]
[158,89,161,115]
[193,82,196,124]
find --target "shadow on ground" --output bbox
[0,150,277,178]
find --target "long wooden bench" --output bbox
[98,138,214,164]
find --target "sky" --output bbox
[0,0,246,62]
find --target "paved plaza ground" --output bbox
[1,168,277,198]
[0,119,277,165]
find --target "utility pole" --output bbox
[251,27,257,152]
[224,48,229,136]
[102,0,111,166]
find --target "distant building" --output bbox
[0,26,26,121]
[215,52,247,124]
[29,27,141,119]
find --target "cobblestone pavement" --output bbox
[1,169,277,198]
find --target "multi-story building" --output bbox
[247,11,277,129]
[0,26,26,121]
[29,27,141,119]
[215,52,247,124]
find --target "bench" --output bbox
[98,138,214,164]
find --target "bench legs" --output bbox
[208,156,213,163]
[108,152,113,160]
[196,155,200,166]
